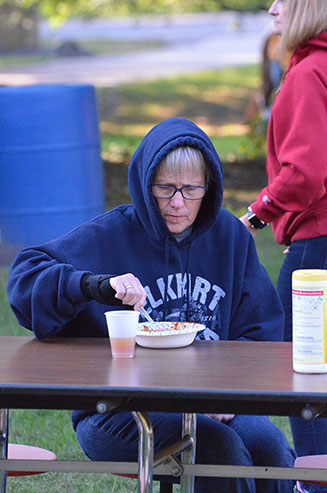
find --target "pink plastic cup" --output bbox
[104,310,140,359]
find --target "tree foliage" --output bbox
[0,0,270,25]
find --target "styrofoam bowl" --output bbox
[136,321,205,349]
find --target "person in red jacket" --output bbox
[240,1,327,491]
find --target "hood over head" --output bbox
[128,117,224,243]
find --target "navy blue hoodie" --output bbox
[7,117,283,344]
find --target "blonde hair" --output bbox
[157,146,211,182]
[281,0,327,52]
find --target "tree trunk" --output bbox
[0,2,39,51]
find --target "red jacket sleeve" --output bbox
[252,64,327,223]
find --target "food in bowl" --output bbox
[136,321,205,349]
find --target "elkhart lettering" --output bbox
[144,273,226,340]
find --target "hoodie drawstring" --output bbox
[185,242,192,321]
[163,237,192,322]
[163,236,169,321]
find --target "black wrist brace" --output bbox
[81,274,119,305]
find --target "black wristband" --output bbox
[247,207,268,230]
[81,274,121,305]
[81,273,93,300]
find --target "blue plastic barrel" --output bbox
[0,84,105,257]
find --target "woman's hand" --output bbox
[239,213,258,239]
[206,414,235,423]
[110,274,147,311]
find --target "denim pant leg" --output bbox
[277,236,327,342]
[229,415,296,493]
[75,411,255,493]
[277,236,327,493]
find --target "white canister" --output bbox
[292,269,327,373]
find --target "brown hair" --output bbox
[281,0,327,52]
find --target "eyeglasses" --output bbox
[152,184,208,200]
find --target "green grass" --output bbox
[0,55,53,69]
[80,38,168,55]
[98,64,259,125]
[256,226,285,287]
[98,64,261,163]
[0,39,169,69]
[102,133,249,164]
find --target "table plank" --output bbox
[1,337,327,414]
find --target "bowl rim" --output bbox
[137,321,205,337]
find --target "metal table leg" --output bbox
[181,413,197,493]
[132,411,154,493]
[0,409,9,493]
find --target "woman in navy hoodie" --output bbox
[7,118,295,492]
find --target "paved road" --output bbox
[0,12,272,87]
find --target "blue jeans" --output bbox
[75,411,295,492]
[277,236,327,493]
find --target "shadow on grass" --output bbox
[97,65,260,128]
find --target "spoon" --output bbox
[139,309,169,332]
[139,307,155,324]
